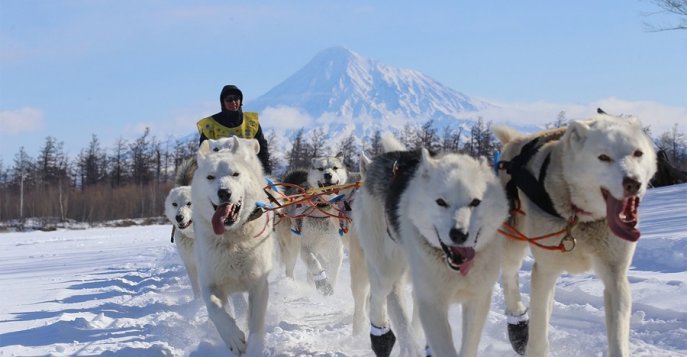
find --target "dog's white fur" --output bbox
[164,186,200,297]
[495,114,657,356]
[191,136,273,355]
[354,134,508,356]
[275,154,370,334]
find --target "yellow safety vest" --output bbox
[196,112,260,140]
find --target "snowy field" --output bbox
[1,183,686,356]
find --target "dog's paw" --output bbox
[507,320,528,356]
[315,278,334,296]
[370,328,396,357]
[224,328,247,356]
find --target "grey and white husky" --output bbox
[353,133,508,357]
[275,153,369,333]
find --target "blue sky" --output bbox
[1,0,685,166]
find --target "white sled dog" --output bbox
[274,153,369,333]
[494,111,657,357]
[192,136,274,355]
[164,185,200,298]
[353,134,508,357]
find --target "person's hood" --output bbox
[219,85,243,110]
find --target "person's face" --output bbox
[223,95,241,111]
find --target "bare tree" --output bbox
[418,119,439,151]
[336,132,359,171]
[645,0,687,31]
[545,111,568,129]
[441,125,464,153]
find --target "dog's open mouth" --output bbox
[211,201,242,235]
[440,242,476,276]
[601,188,640,242]
[177,220,192,230]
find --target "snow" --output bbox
[1,184,687,356]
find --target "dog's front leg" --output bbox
[417,294,456,357]
[245,275,269,356]
[459,289,493,357]
[203,284,246,355]
[348,232,370,335]
[526,261,561,357]
[595,262,632,357]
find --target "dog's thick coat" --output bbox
[191,136,273,355]
[353,134,508,357]
[495,113,657,357]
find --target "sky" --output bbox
[1,0,686,166]
[0,183,686,356]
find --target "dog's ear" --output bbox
[247,138,260,155]
[359,152,372,175]
[198,140,211,158]
[419,148,434,178]
[564,120,590,151]
[229,136,241,154]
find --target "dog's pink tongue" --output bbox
[212,203,231,235]
[452,247,476,276]
[606,193,640,242]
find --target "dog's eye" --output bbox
[598,154,612,162]
[318,168,324,172]
[212,147,219,152]
[232,172,240,177]
[436,198,448,208]
[469,198,481,207]
[186,202,191,207]
[206,175,215,180]
[633,150,643,157]
[172,203,178,207]
[332,166,339,170]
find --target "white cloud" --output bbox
[472,98,687,135]
[0,107,44,135]
[260,106,314,130]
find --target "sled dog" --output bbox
[275,154,369,333]
[494,112,657,357]
[191,136,274,355]
[276,153,350,295]
[353,134,508,357]
[164,185,200,297]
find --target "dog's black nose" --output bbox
[623,177,640,196]
[175,214,183,223]
[217,189,231,202]
[324,173,332,180]
[449,228,468,244]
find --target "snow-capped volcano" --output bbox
[247,46,491,123]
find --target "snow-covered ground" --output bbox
[1,184,686,356]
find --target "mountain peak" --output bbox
[248,47,490,122]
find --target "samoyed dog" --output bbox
[274,153,369,333]
[494,112,657,356]
[164,185,199,297]
[191,136,274,355]
[353,134,508,357]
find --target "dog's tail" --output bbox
[492,125,522,145]
[380,132,405,152]
[175,157,197,187]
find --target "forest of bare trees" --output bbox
[0,117,685,224]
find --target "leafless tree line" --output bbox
[0,117,684,222]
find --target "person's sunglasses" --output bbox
[223,95,240,102]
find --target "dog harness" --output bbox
[498,137,562,219]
